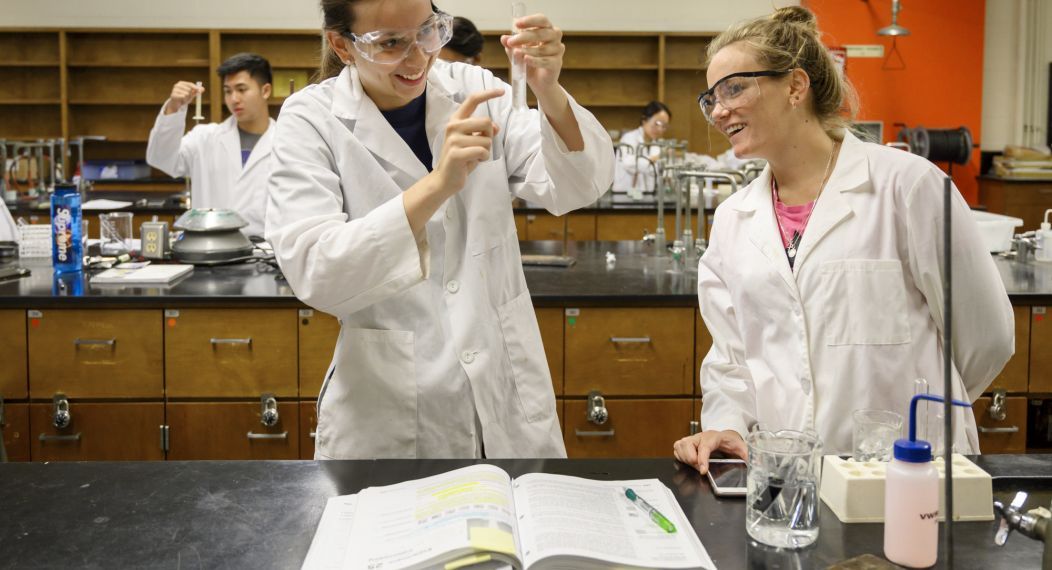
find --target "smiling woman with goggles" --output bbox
[342,11,454,65]
[697,69,792,124]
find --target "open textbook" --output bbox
[302,464,716,570]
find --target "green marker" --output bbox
[624,487,677,533]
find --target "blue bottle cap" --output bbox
[893,437,932,463]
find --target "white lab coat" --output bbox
[146,105,274,237]
[266,62,614,459]
[698,131,1014,455]
[0,205,17,241]
[613,127,660,192]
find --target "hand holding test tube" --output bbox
[192,81,205,122]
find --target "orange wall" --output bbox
[804,0,985,204]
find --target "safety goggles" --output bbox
[342,11,454,65]
[697,69,792,124]
[649,119,669,131]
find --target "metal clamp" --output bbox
[247,431,288,440]
[74,338,116,347]
[210,338,252,346]
[586,390,609,425]
[989,389,1008,421]
[260,393,279,427]
[52,393,71,429]
[609,337,651,344]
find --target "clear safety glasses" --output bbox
[697,69,792,125]
[342,11,454,66]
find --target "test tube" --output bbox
[510,2,527,111]
[193,81,204,122]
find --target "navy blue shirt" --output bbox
[379,92,432,172]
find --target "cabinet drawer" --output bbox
[563,398,693,458]
[165,309,297,397]
[987,306,1029,393]
[167,401,299,460]
[30,401,164,461]
[565,308,694,396]
[694,310,712,395]
[28,309,162,398]
[300,401,317,460]
[524,213,596,240]
[536,308,564,396]
[298,310,339,398]
[1030,307,1052,392]
[973,396,1027,454]
[514,213,527,239]
[0,310,27,399]
[2,403,29,461]
[596,212,676,242]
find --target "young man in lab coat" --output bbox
[146,53,275,238]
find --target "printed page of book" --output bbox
[344,464,523,570]
[512,474,715,570]
[301,494,358,570]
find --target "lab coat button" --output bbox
[445,207,455,220]
[801,378,812,395]
[446,280,460,294]
[460,350,476,364]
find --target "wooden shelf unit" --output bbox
[0,28,729,166]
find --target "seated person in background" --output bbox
[673,6,1013,474]
[146,53,275,238]
[438,16,484,65]
[613,101,671,194]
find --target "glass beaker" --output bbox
[746,428,822,549]
[852,409,903,462]
[99,212,133,255]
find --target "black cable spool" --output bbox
[898,126,973,165]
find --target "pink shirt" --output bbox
[774,198,816,249]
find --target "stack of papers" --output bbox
[90,264,193,285]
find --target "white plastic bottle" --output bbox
[1036,209,1052,263]
[883,442,938,567]
[884,394,971,568]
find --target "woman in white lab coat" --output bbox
[613,101,671,194]
[673,7,1014,473]
[266,0,613,459]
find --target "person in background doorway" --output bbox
[146,53,275,238]
[613,101,671,194]
[673,6,1013,474]
[266,0,613,460]
[438,16,484,65]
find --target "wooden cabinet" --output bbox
[1030,307,1052,393]
[1,403,29,462]
[299,401,317,460]
[514,213,527,238]
[165,309,297,398]
[166,402,299,460]
[988,306,1030,394]
[536,308,564,396]
[524,213,596,240]
[0,310,27,400]
[596,212,677,242]
[565,308,694,396]
[563,398,693,458]
[30,402,164,461]
[979,178,1052,232]
[0,31,60,140]
[28,309,162,399]
[973,395,1028,454]
[298,310,339,398]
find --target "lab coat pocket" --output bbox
[820,259,912,346]
[316,328,417,458]
[497,291,556,423]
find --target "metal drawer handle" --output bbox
[309,431,317,439]
[74,338,116,347]
[978,426,1020,434]
[609,337,651,344]
[574,428,616,437]
[247,431,288,440]
[39,432,82,442]
[210,338,252,346]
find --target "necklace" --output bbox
[771,140,840,263]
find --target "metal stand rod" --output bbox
[943,175,954,566]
